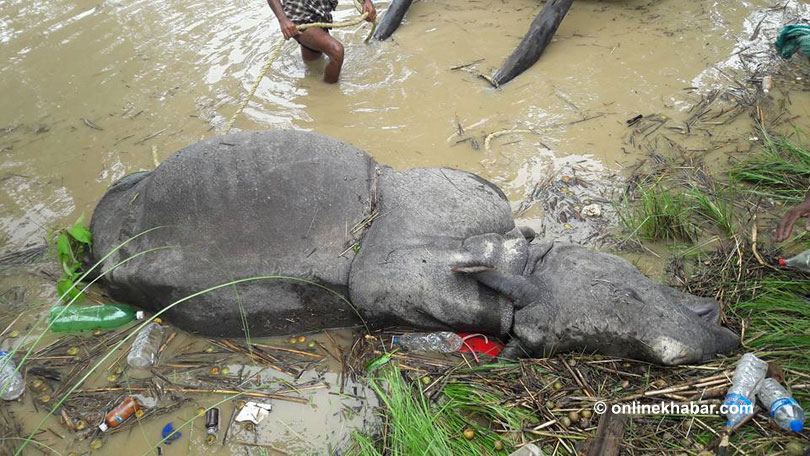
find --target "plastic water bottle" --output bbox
[778,248,810,272]
[0,351,24,400]
[723,353,767,427]
[127,320,164,368]
[392,332,464,353]
[757,378,805,433]
[50,303,144,332]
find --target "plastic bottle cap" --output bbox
[98,423,109,432]
[135,311,145,320]
[789,419,803,432]
[778,258,787,267]
[0,351,7,356]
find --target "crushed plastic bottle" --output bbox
[99,396,141,431]
[723,353,768,428]
[127,320,164,368]
[778,248,810,272]
[392,332,464,353]
[50,303,144,332]
[758,378,805,433]
[0,351,24,400]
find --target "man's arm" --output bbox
[267,0,299,39]
[362,0,376,22]
[776,188,810,242]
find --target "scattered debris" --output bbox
[234,401,272,425]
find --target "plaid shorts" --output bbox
[283,0,339,25]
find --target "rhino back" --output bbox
[90,130,376,337]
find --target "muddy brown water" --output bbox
[1,0,809,454]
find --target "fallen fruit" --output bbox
[552,381,563,390]
[568,411,580,424]
[560,416,572,427]
[581,410,592,419]
[494,440,504,451]
[463,428,475,440]
[66,346,79,356]
[786,441,808,456]
[89,439,103,450]
[297,336,306,343]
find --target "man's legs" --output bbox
[297,28,344,83]
[300,44,322,62]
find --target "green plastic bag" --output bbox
[775,24,810,59]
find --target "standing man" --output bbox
[267,0,376,83]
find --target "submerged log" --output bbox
[373,0,414,40]
[491,0,574,87]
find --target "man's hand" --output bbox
[280,18,299,40]
[362,1,376,22]
[776,197,810,242]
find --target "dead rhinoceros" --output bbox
[89,130,738,365]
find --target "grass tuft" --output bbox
[618,180,699,243]
[730,131,810,203]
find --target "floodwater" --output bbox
[1,0,809,453]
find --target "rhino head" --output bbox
[457,241,739,365]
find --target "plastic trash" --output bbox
[205,408,220,435]
[49,303,144,332]
[723,353,768,428]
[0,351,24,401]
[127,320,165,369]
[392,332,464,353]
[161,423,182,444]
[457,333,504,357]
[778,249,810,272]
[235,402,272,424]
[99,396,141,431]
[758,378,805,433]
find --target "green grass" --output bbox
[349,363,530,456]
[688,186,737,237]
[618,180,698,243]
[733,279,810,389]
[730,131,810,203]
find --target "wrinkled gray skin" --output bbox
[90,130,738,365]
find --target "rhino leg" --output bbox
[456,269,538,309]
[491,0,574,87]
[373,0,415,40]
